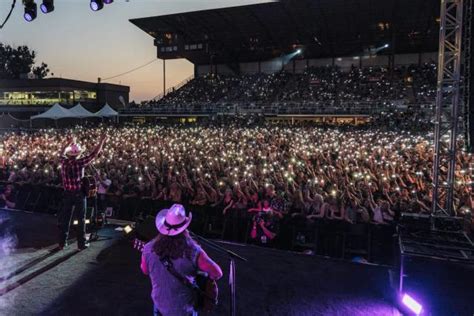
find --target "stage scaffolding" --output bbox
[431,0,465,219]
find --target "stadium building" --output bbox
[131,0,438,81]
[127,0,440,124]
[0,78,129,119]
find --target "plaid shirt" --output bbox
[60,154,96,192]
[270,196,286,213]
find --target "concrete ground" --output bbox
[0,209,404,316]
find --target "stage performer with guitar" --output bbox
[140,204,223,316]
[58,135,106,250]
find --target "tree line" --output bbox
[0,43,50,80]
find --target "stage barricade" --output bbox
[342,223,372,261]
[3,181,396,262]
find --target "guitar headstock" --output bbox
[133,238,146,252]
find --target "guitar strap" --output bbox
[159,256,199,290]
[159,256,214,300]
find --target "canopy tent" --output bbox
[94,103,118,117]
[69,103,96,118]
[30,103,73,120]
[31,103,117,128]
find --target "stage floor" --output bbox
[1,209,400,316]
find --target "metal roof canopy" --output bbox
[0,78,130,93]
[130,0,440,65]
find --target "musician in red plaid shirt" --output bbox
[58,135,106,250]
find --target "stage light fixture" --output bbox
[40,0,54,14]
[296,49,302,54]
[384,43,390,48]
[401,294,423,315]
[124,225,133,234]
[90,0,104,11]
[24,0,37,22]
[104,0,113,3]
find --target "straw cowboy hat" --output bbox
[155,204,192,236]
[65,143,84,157]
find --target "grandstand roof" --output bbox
[130,0,440,65]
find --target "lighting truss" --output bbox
[463,0,473,152]
[431,0,465,218]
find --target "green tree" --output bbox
[32,62,50,79]
[0,43,50,79]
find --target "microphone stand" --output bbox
[189,231,247,316]
[88,164,103,242]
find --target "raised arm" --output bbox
[80,135,107,165]
[60,137,74,157]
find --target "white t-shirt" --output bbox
[98,179,112,194]
[373,206,384,224]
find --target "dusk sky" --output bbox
[0,0,269,102]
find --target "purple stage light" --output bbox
[24,1,37,22]
[104,0,114,4]
[24,13,34,22]
[402,294,423,315]
[90,0,104,11]
[40,0,54,14]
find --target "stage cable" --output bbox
[102,59,157,81]
[0,0,17,30]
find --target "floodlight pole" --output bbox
[163,59,166,96]
[431,0,464,221]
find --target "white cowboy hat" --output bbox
[65,143,84,157]
[155,204,192,236]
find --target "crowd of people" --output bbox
[1,119,472,247]
[0,60,471,256]
[138,63,437,112]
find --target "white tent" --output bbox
[30,103,73,120]
[94,103,118,117]
[69,103,95,118]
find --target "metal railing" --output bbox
[2,180,395,263]
[152,74,196,101]
[121,101,435,116]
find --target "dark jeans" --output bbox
[58,190,86,247]
[97,193,107,213]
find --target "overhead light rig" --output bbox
[22,0,115,22]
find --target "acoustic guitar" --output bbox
[81,175,97,198]
[133,238,218,312]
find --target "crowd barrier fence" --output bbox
[2,181,396,264]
